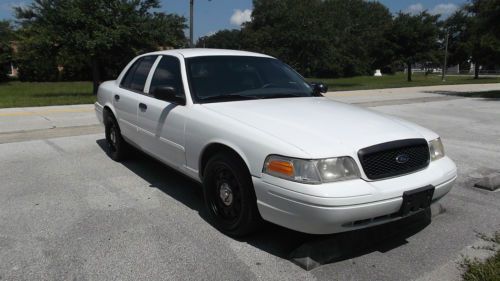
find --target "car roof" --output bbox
[145,48,274,59]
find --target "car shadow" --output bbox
[425,90,500,100]
[96,139,432,270]
[241,208,430,270]
[96,138,206,215]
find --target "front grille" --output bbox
[358,139,430,180]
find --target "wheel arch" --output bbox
[199,142,252,180]
[103,104,117,123]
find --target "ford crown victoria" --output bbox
[95,49,457,236]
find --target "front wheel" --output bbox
[203,152,262,237]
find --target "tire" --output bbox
[104,114,129,161]
[203,152,262,237]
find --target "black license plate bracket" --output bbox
[398,185,435,217]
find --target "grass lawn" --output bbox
[0,73,499,108]
[312,73,500,91]
[0,81,93,108]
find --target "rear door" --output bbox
[136,55,188,168]
[114,55,157,146]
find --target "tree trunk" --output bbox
[474,62,479,79]
[407,63,412,82]
[91,56,101,95]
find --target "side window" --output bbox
[120,58,142,89]
[149,56,185,99]
[120,56,156,92]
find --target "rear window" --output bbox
[120,56,157,92]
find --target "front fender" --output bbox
[198,139,253,177]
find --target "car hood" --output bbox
[201,97,436,158]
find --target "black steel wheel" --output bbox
[104,114,128,161]
[203,152,262,237]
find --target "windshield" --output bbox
[185,56,314,103]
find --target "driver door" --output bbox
[136,55,187,168]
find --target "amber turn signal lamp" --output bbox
[267,160,294,177]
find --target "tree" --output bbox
[242,0,393,78]
[319,0,393,76]
[242,0,325,76]
[388,12,440,81]
[444,10,483,77]
[196,30,242,49]
[0,21,14,82]
[444,1,500,79]
[361,1,395,73]
[444,10,471,68]
[471,0,500,41]
[15,30,60,82]
[15,0,187,93]
[468,0,500,77]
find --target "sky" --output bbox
[0,0,468,40]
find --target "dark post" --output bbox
[441,29,449,82]
[91,56,100,95]
[407,63,412,82]
[189,0,194,47]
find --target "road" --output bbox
[0,84,499,280]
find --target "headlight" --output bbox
[429,138,445,161]
[263,155,360,184]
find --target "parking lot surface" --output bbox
[1,84,499,280]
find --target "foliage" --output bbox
[468,0,500,77]
[14,0,187,93]
[196,30,243,49]
[470,0,500,43]
[445,1,500,78]
[5,0,500,86]
[445,10,473,68]
[238,0,393,78]
[388,12,440,81]
[0,21,14,82]
[15,25,59,82]
[319,0,394,77]
[241,0,326,76]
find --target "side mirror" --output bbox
[310,82,328,96]
[152,86,185,104]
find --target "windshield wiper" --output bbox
[259,93,305,99]
[199,93,261,102]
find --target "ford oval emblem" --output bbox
[395,154,410,164]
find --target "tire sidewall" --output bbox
[104,115,125,161]
[203,153,260,236]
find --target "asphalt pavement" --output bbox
[0,84,499,280]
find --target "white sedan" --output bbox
[95,49,457,236]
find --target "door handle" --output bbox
[139,103,147,110]
[114,95,120,101]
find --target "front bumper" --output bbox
[253,156,457,234]
[95,102,104,124]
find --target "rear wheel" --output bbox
[203,152,262,237]
[104,114,128,161]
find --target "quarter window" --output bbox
[120,55,157,92]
